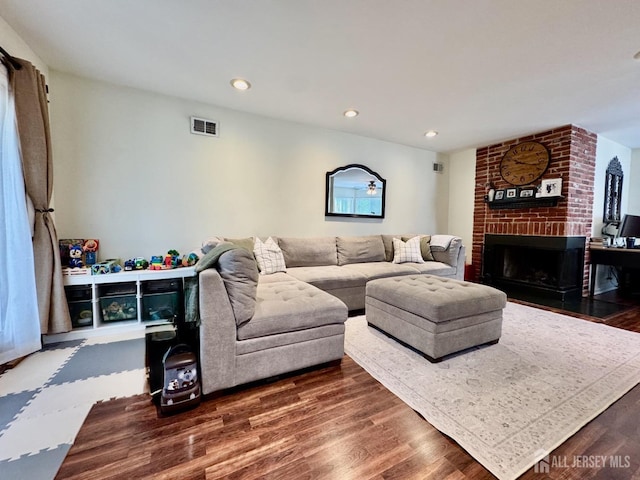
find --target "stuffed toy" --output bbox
[69,244,84,268]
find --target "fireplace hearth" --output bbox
[482,234,586,300]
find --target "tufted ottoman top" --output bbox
[366,275,506,323]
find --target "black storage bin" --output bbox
[142,279,183,322]
[99,282,137,322]
[65,285,93,328]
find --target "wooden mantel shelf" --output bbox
[486,195,563,210]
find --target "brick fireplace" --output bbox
[472,124,597,296]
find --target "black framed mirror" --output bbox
[325,164,386,218]
[603,156,623,223]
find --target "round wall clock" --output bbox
[499,141,550,186]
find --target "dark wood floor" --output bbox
[56,292,640,480]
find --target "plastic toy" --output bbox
[124,257,148,271]
[135,257,149,270]
[168,249,181,268]
[91,259,121,275]
[69,244,84,268]
[82,239,99,266]
[149,255,164,270]
[181,252,199,267]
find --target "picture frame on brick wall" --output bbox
[519,187,536,198]
[506,188,517,199]
[494,190,505,200]
[539,178,562,197]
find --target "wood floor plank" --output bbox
[56,294,640,480]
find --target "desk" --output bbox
[589,244,640,297]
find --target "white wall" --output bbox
[592,135,632,293]
[0,15,48,75]
[49,71,447,260]
[447,148,476,263]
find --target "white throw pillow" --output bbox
[392,236,425,264]
[253,237,287,274]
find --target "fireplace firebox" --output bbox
[482,234,586,300]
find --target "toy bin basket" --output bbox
[98,282,137,322]
[160,344,201,414]
[65,285,93,328]
[142,279,183,323]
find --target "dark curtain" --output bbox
[7,58,70,334]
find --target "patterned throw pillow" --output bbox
[402,235,434,261]
[392,236,425,264]
[253,237,287,274]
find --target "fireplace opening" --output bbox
[483,234,586,300]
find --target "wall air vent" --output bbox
[433,162,444,173]
[190,117,218,137]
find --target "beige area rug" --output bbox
[344,302,640,480]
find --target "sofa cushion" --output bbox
[382,234,404,262]
[217,248,259,326]
[402,235,435,261]
[393,236,425,264]
[430,235,462,266]
[278,236,337,267]
[404,261,458,277]
[337,235,385,265]
[237,281,347,340]
[342,262,420,281]
[224,237,255,254]
[287,265,368,290]
[257,272,297,284]
[383,234,434,262]
[253,237,287,274]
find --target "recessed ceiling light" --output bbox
[343,109,359,118]
[230,78,251,91]
[424,130,438,138]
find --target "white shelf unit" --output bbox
[47,267,196,343]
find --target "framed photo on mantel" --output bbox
[519,187,536,198]
[539,178,562,197]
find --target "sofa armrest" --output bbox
[199,268,238,394]
[430,235,465,280]
[455,244,466,280]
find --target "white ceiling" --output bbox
[1,0,639,153]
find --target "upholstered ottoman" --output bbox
[365,275,507,362]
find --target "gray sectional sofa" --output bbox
[198,234,465,395]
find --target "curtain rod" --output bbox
[0,45,22,70]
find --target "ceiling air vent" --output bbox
[190,117,218,137]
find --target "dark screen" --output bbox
[619,214,640,237]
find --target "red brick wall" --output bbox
[471,125,597,295]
